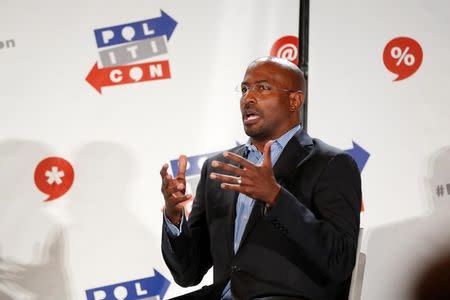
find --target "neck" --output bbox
[251,139,268,153]
[250,122,300,152]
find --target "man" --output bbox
[160,57,361,300]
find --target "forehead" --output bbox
[242,62,289,85]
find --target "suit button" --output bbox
[231,265,238,273]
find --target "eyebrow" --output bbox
[241,80,270,85]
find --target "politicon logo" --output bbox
[85,270,170,300]
[86,10,177,94]
[34,157,75,201]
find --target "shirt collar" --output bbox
[245,124,302,153]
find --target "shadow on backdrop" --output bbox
[0,139,71,299]
[362,146,450,300]
[67,142,160,298]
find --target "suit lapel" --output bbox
[272,129,314,182]
[237,130,314,251]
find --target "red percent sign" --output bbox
[383,37,423,81]
[34,157,74,202]
[270,35,299,65]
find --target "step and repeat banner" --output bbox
[309,1,450,300]
[0,0,301,299]
[1,0,449,299]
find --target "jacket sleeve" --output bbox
[161,159,213,287]
[264,153,361,281]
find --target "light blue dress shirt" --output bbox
[164,124,302,299]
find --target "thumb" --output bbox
[263,140,274,167]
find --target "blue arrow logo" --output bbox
[171,141,370,177]
[94,10,177,48]
[85,269,170,300]
[170,151,220,177]
[345,141,370,172]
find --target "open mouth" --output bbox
[243,110,262,125]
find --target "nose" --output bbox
[241,89,257,106]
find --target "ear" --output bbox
[289,91,304,112]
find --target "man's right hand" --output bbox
[160,155,192,225]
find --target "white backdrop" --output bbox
[309,1,450,299]
[0,0,300,299]
[1,0,450,299]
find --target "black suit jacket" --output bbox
[162,130,361,300]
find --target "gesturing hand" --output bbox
[210,141,281,206]
[160,155,192,225]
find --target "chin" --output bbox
[244,126,266,140]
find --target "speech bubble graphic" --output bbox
[130,66,143,81]
[270,35,299,65]
[383,37,423,81]
[34,157,74,202]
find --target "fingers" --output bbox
[223,151,253,168]
[168,193,192,205]
[162,173,186,196]
[210,172,242,185]
[164,182,185,195]
[219,183,243,193]
[162,174,174,189]
[160,163,169,178]
[159,158,190,207]
[262,140,274,167]
[160,164,176,189]
[178,155,187,179]
[211,160,244,176]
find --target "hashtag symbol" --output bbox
[446,184,450,195]
[436,185,444,197]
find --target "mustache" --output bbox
[242,104,263,117]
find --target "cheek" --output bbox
[262,101,287,119]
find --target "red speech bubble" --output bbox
[270,35,299,65]
[34,157,74,202]
[383,37,423,81]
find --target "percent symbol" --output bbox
[391,46,415,66]
[383,37,423,81]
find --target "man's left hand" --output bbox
[210,141,281,206]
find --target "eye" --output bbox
[241,85,248,94]
[257,83,271,91]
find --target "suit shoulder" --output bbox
[312,138,343,157]
[311,138,358,169]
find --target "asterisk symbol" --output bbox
[45,166,65,185]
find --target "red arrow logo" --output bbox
[85,60,171,93]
